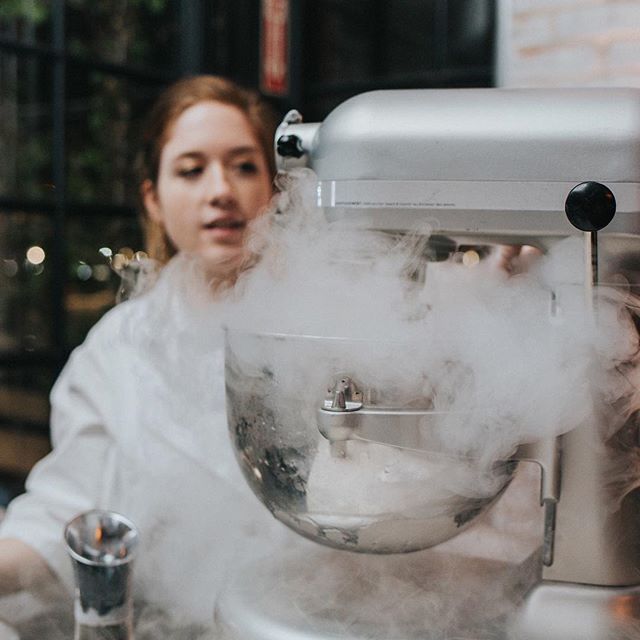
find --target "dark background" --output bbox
[0,0,496,502]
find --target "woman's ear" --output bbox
[141,179,162,224]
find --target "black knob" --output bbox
[276,134,304,158]
[565,181,616,232]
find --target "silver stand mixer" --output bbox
[218,88,640,639]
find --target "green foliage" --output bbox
[66,0,168,16]
[15,133,51,200]
[0,0,48,23]
[132,0,169,14]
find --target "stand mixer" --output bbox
[217,88,640,640]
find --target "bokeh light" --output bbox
[92,264,111,282]
[76,263,93,281]
[112,253,128,271]
[462,250,480,267]
[26,246,46,265]
[2,259,18,277]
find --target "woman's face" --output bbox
[143,100,273,274]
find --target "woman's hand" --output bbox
[0,539,57,597]
[491,245,542,275]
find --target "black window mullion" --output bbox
[0,197,136,218]
[0,351,63,367]
[0,36,176,86]
[51,0,66,368]
[180,0,205,74]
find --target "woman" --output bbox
[0,76,291,626]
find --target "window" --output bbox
[299,0,496,119]
[0,0,220,499]
[0,0,496,498]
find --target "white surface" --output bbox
[0,621,18,640]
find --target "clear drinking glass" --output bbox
[64,510,139,640]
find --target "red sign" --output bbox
[261,0,290,97]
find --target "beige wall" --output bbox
[497,0,640,87]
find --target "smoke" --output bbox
[227,167,640,509]
[8,165,640,637]
[0,593,211,639]
[0,592,71,640]
[216,541,541,640]
[216,167,640,635]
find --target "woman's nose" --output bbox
[206,164,234,204]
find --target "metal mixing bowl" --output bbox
[224,330,515,553]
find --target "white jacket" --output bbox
[0,255,292,625]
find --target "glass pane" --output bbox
[384,0,439,75]
[65,0,179,71]
[0,471,30,506]
[224,0,260,87]
[0,52,53,201]
[304,90,360,122]
[447,0,495,68]
[305,0,375,85]
[66,69,163,206]
[0,0,51,48]
[65,214,144,347]
[0,362,54,420]
[0,359,54,495]
[0,211,54,353]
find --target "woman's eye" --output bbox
[234,161,258,175]
[178,166,203,178]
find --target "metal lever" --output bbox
[512,438,562,567]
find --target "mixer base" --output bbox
[215,540,541,640]
[513,581,640,640]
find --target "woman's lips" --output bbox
[201,219,246,241]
